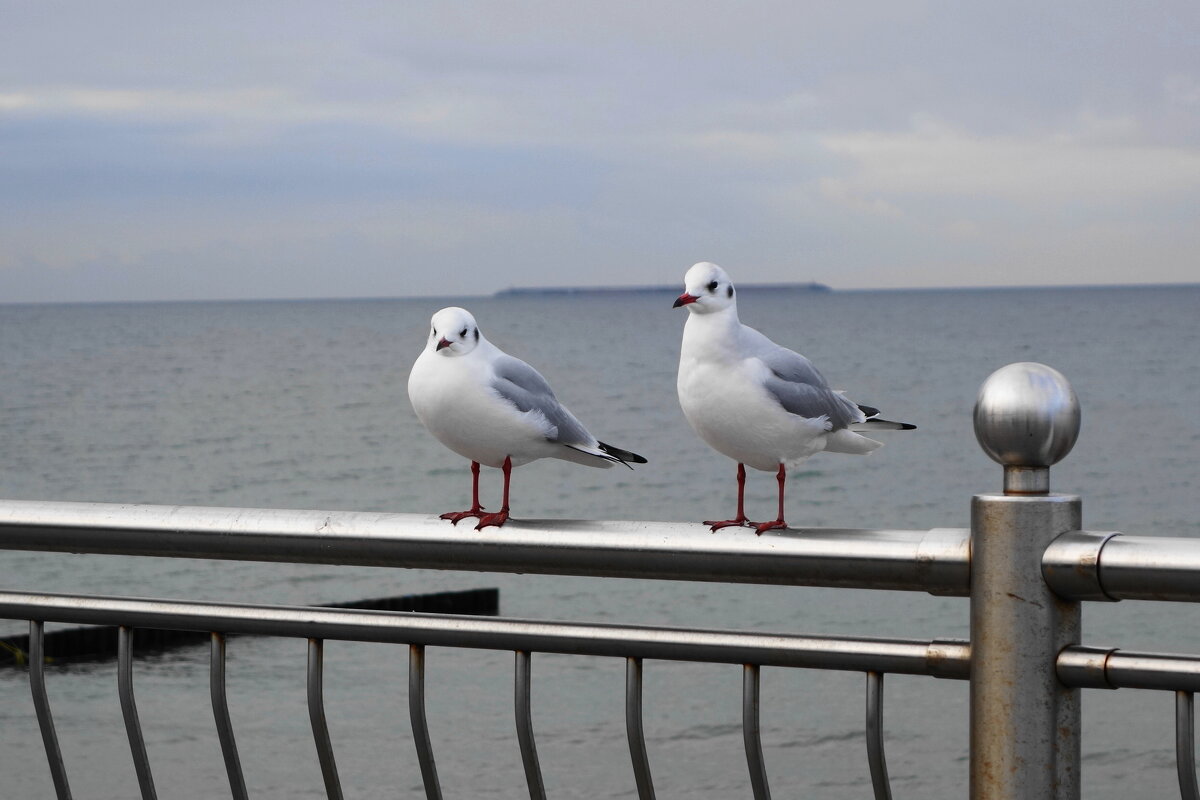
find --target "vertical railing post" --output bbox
[970,362,1083,800]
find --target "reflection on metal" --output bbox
[0,499,971,596]
[970,491,1082,799]
[409,645,442,800]
[1057,647,1200,693]
[307,639,343,800]
[742,664,771,800]
[1045,532,1200,604]
[514,651,546,800]
[973,361,1080,494]
[1042,531,1123,601]
[1178,692,1199,800]
[29,620,72,800]
[625,657,655,800]
[209,633,247,800]
[865,672,892,800]
[118,626,157,800]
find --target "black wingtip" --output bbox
[598,441,648,467]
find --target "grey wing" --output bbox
[756,340,863,431]
[490,355,596,445]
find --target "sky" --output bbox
[2,1,1198,303]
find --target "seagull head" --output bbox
[427,307,482,357]
[673,262,736,315]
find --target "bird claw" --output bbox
[705,518,751,532]
[440,508,485,525]
[754,519,787,535]
[475,510,510,530]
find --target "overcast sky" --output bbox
[2,2,1198,303]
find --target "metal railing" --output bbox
[1,361,1199,799]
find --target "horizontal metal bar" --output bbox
[1058,646,1200,693]
[0,500,970,594]
[1045,531,1200,602]
[0,590,971,677]
[18,590,1200,694]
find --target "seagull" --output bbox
[408,306,647,529]
[673,262,915,534]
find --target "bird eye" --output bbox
[706,280,719,292]
[431,328,436,337]
[459,327,468,337]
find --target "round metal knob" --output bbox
[974,363,1080,492]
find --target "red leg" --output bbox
[440,461,486,525]
[705,463,753,531]
[755,463,788,534]
[476,456,512,529]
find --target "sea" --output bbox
[1,284,1198,799]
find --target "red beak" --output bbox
[673,292,699,308]
[436,337,452,351]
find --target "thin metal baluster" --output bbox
[514,650,547,800]
[118,626,157,800]
[210,633,248,800]
[866,671,893,800]
[29,620,72,799]
[307,638,344,800]
[626,657,656,799]
[742,664,771,800]
[1178,691,1200,800]
[409,645,443,800]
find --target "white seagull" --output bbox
[408,306,647,529]
[674,262,915,534]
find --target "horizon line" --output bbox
[2,279,1198,308]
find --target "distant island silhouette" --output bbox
[495,282,831,297]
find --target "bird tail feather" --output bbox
[598,441,648,465]
[851,418,917,431]
[558,441,647,469]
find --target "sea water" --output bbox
[1,285,1198,798]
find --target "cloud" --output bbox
[819,118,1200,208]
[2,2,1199,301]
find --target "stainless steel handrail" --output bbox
[12,592,1200,797]
[0,500,970,595]
[1045,531,1200,602]
[10,590,1200,691]
[0,590,971,676]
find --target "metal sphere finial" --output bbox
[974,362,1080,492]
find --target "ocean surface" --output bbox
[1,285,1198,798]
